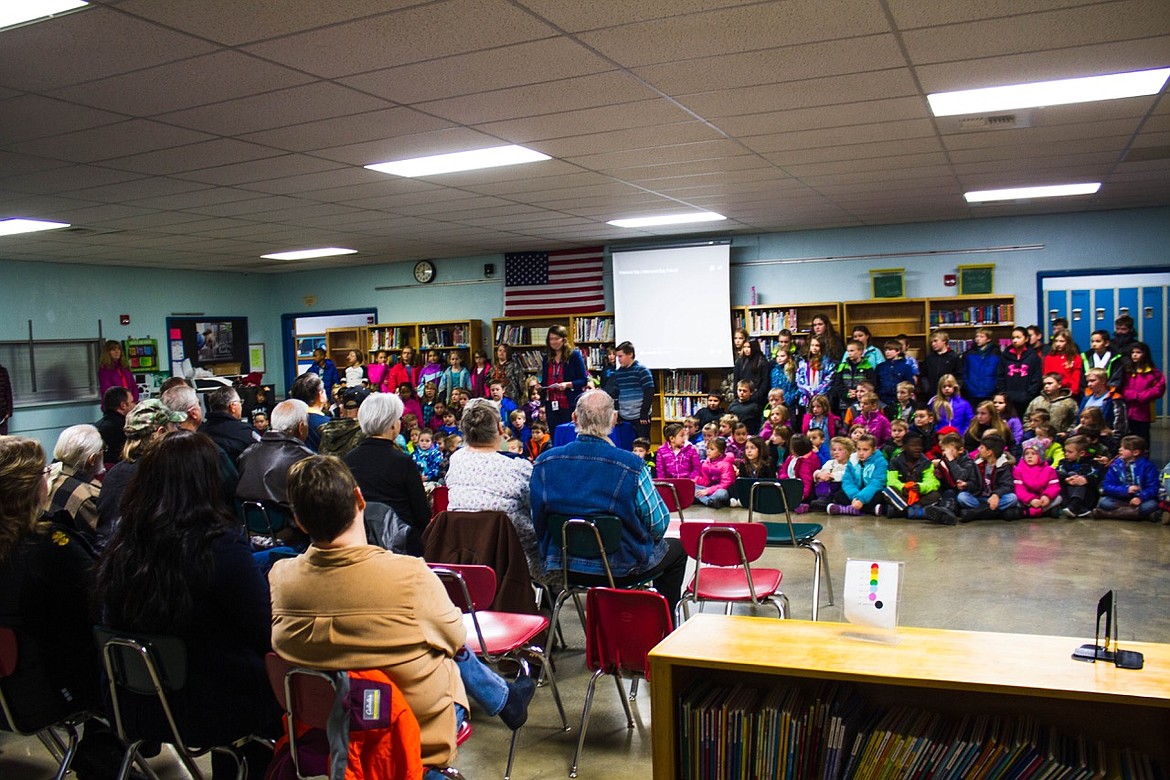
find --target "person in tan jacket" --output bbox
[269,455,533,771]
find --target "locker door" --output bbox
[1069,289,1092,348]
[1093,289,1114,339]
[1046,290,1068,338]
[1117,288,1140,332]
[1140,287,1165,416]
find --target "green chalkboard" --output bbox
[872,272,904,299]
[959,265,994,295]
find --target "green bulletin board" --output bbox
[870,268,905,299]
[124,338,160,372]
[958,264,995,295]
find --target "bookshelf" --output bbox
[655,368,726,444]
[491,313,615,376]
[366,323,413,354]
[324,326,365,367]
[733,302,842,357]
[842,295,1016,360]
[928,294,1017,356]
[649,616,1170,780]
[417,319,482,356]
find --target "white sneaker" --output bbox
[729,498,742,508]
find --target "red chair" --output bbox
[653,479,696,521]
[570,588,673,778]
[429,564,569,780]
[676,521,788,626]
[430,485,449,518]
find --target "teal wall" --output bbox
[3,206,1166,449]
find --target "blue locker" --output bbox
[1141,287,1164,416]
[1069,290,1092,348]
[1093,289,1114,337]
[1117,288,1140,332]
[1046,290,1067,338]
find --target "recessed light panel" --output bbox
[0,218,71,236]
[365,145,550,177]
[261,247,358,261]
[608,212,727,228]
[0,1,88,32]
[929,68,1170,117]
[964,183,1101,203]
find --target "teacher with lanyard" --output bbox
[539,324,587,433]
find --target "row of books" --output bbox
[513,349,544,372]
[663,396,703,420]
[662,370,709,395]
[743,308,805,334]
[368,327,411,351]
[930,305,1015,327]
[573,316,614,343]
[678,679,1163,780]
[947,338,1013,355]
[495,324,547,346]
[579,345,607,372]
[419,326,470,349]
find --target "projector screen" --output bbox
[612,243,733,369]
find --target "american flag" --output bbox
[503,247,606,316]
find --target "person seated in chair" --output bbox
[529,389,687,611]
[269,455,534,776]
[237,399,314,511]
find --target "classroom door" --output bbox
[1041,272,1169,416]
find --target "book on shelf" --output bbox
[573,315,614,343]
[948,337,1012,355]
[369,327,411,352]
[676,678,1161,780]
[662,370,707,395]
[663,396,702,421]
[515,349,543,373]
[419,325,467,349]
[581,345,607,372]
[747,308,801,335]
[930,304,1015,327]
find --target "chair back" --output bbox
[429,564,497,613]
[776,478,806,517]
[95,627,190,752]
[547,514,623,588]
[679,521,766,567]
[584,588,672,679]
[240,500,291,535]
[264,653,339,731]
[431,485,449,518]
[653,479,695,518]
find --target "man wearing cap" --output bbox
[200,386,261,465]
[318,387,369,457]
[95,399,187,549]
[162,383,239,499]
[237,399,315,511]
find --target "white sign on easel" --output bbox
[843,559,904,636]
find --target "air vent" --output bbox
[954,112,1033,132]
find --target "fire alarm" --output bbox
[944,274,957,287]
[120,314,131,325]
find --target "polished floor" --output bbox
[4,431,1168,779]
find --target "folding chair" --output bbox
[675,521,788,625]
[652,479,696,521]
[240,499,294,538]
[570,588,673,778]
[96,627,264,780]
[431,485,449,518]
[430,564,569,780]
[0,626,105,780]
[746,478,834,621]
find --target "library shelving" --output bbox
[928,294,1017,355]
[491,313,615,375]
[733,302,842,357]
[573,313,616,374]
[648,615,1170,780]
[841,295,1017,360]
[323,326,364,367]
[367,323,413,354]
[655,368,726,443]
[416,319,482,357]
[842,298,929,359]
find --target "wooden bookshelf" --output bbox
[572,313,616,374]
[928,294,1017,355]
[490,313,615,375]
[655,368,726,444]
[366,323,414,354]
[649,615,1170,779]
[416,319,482,358]
[733,302,842,357]
[324,326,365,367]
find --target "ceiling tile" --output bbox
[564,139,751,170]
[101,139,291,176]
[172,155,348,186]
[714,98,929,137]
[886,0,1114,29]
[474,99,696,143]
[242,0,557,78]
[308,128,503,166]
[762,137,945,166]
[530,122,725,158]
[240,107,455,153]
[741,119,938,154]
[0,95,126,145]
[678,69,919,118]
[513,0,757,32]
[156,83,393,136]
[0,165,144,195]
[9,120,215,164]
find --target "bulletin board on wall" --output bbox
[958,264,995,295]
[124,338,160,372]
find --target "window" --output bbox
[0,339,102,405]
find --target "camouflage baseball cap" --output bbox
[124,399,187,437]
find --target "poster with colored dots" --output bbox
[844,558,903,631]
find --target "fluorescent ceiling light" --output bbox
[365,145,550,177]
[964,183,1101,203]
[607,212,727,228]
[929,68,1170,117]
[261,247,358,261]
[0,218,71,236]
[0,1,88,31]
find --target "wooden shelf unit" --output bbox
[655,367,727,444]
[490,313,615,375]
[648,615,1170,780]
[733,302,842,357]
[416,319,482,358]
[928,294,1018,355]
[366,323,414,354]
[323,326,365,367]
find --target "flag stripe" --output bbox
[504,246,605,316]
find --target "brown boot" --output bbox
[1111,506,1142,521]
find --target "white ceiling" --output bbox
[0,0,1167,272]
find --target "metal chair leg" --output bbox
[628,677,639,702]
[504,727,519,780]
[569,669,604,778]
[49,723,81,780]
[805,539,833,620]
[612,674,634,728]
[527,647,569,731]
[37,729,66,762]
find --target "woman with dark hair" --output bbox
[98,339,139,402]
[850,325,884,366]
[539,324,588,432]
[810,314,845,363]
[734,338,770,409]
[386,345,419,395]
[1120,341,1166,445]
[96,430,278,777]
[491,343,527,406]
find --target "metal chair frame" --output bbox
[747,478,834,620]
[675,522,789,626]
[98,630,258,780]
[652,479,695,521]
[239,499,293,538]
[430,565,569,780]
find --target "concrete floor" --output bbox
[4,426,1169,779]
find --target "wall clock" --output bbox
[413,260,435,284]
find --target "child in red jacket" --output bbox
[778,434,819,511]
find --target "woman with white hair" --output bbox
[445,398,547,583]
[343,392,430,555]
[46,423,104,542]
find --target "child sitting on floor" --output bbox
[882,418,908,461]
[808,427,830,464]
[632,437,655,474]
[957,433,1018,522]
[827,433,887,516]
[930,432,979,526]
[695,437,736,509]
[1094,435,1161,521]
[778,434,818,510]
[1013,438,1062,518]
[812,436,855,507]
[882,431,940,519]
[1056,435,1104,518]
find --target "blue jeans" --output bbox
[454,647,508,714]
[696,488,729,507]
[956,492,1018,510]
[1098,496,1159,516]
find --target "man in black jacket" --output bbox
[237,399,314,510]
[200,386,260,465]
[95,386,133,464]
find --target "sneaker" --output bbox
[1060,507,1075,518]
[795,503,810,514]
[827,503,842,515]
[729,498,742,508]
[906,506,924,520]
[1002,507,1021,521]
[829,503,862,516]
[873,504,883,516]
[499,672,536,730]
[924,506,958,525]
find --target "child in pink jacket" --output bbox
[695,437,736,508]
[656,422,702,480]
[1013,438,1062,518]
[778,433,819,510]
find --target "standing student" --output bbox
[962,328,1001,405]
[417,349,444,392]
[770,347,800,416]
[797,335,835,412]
[809,315,845,364]
[343,349,368,389]
[367,350,390,392]
[1119,342,1166,447]
[437,350,471,404]
[1081,330,1123,390]
[491,344,527,407]
[875,339,914,407]
[386,346,419,396]
[728,380,763,435]
[606,340,655,440]
[832,340,876,417]
[734,339,771,410]
[469,349,492,398]
[1110,315,1136,355]
[920,330,962,401]
[998,327,1042,412]
[307,347,340,403]
[850,325,884,366]
[98,339,140,403]
[1042,330,1084,397]
[538,325,588,433]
